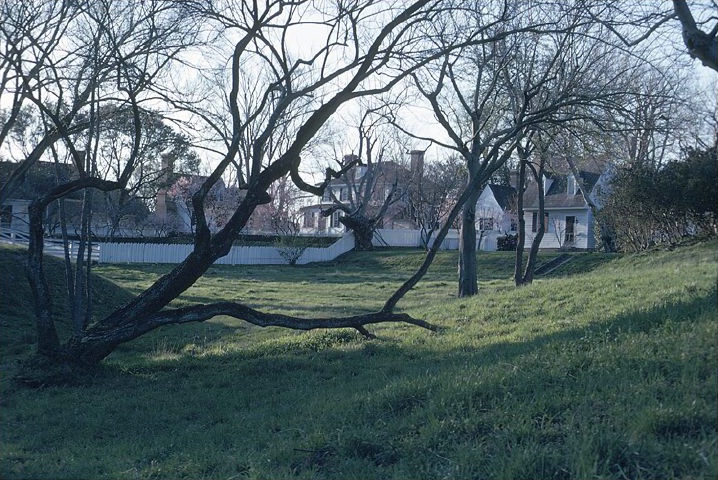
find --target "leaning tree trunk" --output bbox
[521,174,546,286]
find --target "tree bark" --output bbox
[62,303,439,365]
[673,0,718,72]
[26,201,61,357]
[340,215,375,251]
[458,188,480,297]
[514,153,527,285]
[515,140,546,286]
[523,165,546,285]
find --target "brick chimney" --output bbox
[155,153,175,218]
[410,150,424,177]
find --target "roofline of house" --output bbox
[522,206,589,211]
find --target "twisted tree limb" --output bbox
[62,302,439,364]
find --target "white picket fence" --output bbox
[98,229,462,265]
[95,229,500,264]
[373,228,500,251]
[0,227,100,262]
[0,228,512,265]
[98,232,357,265]
[2,226,501,265]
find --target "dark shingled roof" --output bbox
[488,184,517,210]
[523,171,601,209]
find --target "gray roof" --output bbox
[523,171,601,209]
[487,184,517,210]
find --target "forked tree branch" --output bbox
[673,0,718,71]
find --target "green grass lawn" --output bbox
[0,243,716,479]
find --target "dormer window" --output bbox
[542,176,552,195]
[567,174,576,195]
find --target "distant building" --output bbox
[0,160,148,237]
[299,151,425,235]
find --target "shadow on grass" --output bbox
[543,252,622,278]
[104,284,716,385]
[3,286,714,480]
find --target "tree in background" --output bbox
[513,131,548,286]
[321,112,412,250]
[600,141,717,251]
[404,1,637,296]
[406,154,465,249]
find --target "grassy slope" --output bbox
[0,243,715,479]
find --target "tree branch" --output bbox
[143,302,439,332]
[673,0,718,71]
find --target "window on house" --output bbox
[479,217,494,231]
[322,188,332,202]
[510,217,517,232]
[542,176,551,195]
[339,188,348,201]
[0,205,12,228]
[330,211,342,228]
[303,211,314,229]
[531,212,549,233]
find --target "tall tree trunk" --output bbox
[26,201,61,357]
[514,153,527,286]
[522,161,546,285]
[516,139,546,286]
[340,215,375,251]
[458,188,480,297]
[72,189,92,335]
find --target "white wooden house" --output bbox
[522,170,611,250]
[475,184,518,251]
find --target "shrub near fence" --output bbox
[98,232,357,265]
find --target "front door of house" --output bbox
[565,216,575,244]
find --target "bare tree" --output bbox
[513,131,549,286]
[0,1,200,355]
[321,112,412,250]
[14,0,478,368]
[401,2,633,296]
[406,154,466,249]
